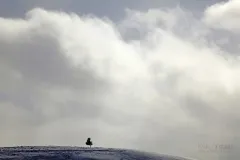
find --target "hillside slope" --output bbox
[0,146,194,160]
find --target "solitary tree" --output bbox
[86,138,93,148]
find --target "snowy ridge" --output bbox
[0,146,196,160]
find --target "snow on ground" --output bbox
[0,146,195,160]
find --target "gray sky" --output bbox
[0,0,239,160]
[0,0,225,19]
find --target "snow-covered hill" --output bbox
[0,146,194,160]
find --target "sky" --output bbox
[0,0,240,160]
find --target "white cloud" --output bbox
[0,7,240,160]
[204,0,240,32]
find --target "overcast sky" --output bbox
[0,0,239,160]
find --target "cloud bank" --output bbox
[0,1,240,159]
[204,0,240,32]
